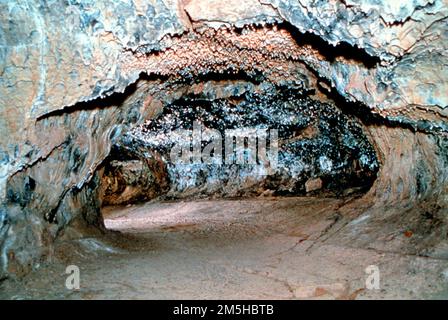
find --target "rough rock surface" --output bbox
[0,0,447,281]
[111,84,378,200]
[100,159,168,205]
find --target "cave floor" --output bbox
[1,197,448,300]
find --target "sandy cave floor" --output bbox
[1,197,448,299]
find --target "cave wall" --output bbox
[110,83,380,201]
[1,0,447,278]
[334,127,448,258]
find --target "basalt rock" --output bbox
[0,0,447,279]
[109,84,378,199]
[100,159,169,205]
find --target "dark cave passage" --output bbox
[98,78,379,218]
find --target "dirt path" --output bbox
[1,197,448,299]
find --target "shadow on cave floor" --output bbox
[1,196,448,300]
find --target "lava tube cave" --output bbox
[0,0,448,301]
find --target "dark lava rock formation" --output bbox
[0,0,447,279]
[106,84,378,201]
